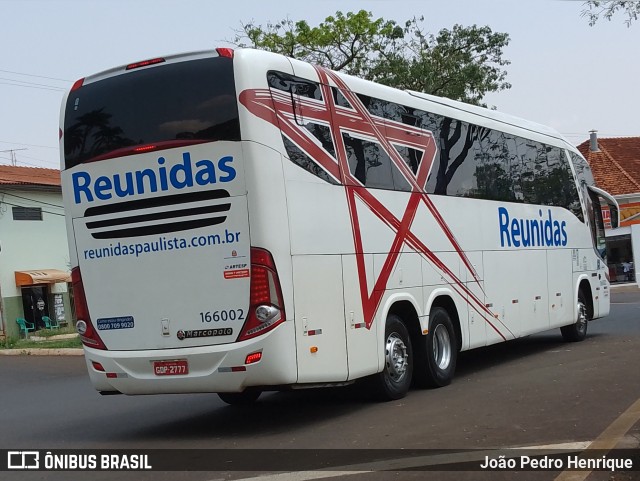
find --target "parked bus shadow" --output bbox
[455,330,604,377]
[133,331,607,441]
[135,387,368,440]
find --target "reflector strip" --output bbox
[352,323,366,329]
[91,361,105,372]
[306,329,323,336]
[218,366,247,373]
[245,352,262,364]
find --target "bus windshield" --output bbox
[63,56,240,168]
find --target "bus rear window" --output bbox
[63,56,240,168]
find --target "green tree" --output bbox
[582,1,640,26]
[232,10,510,105]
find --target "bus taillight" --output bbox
[71,267,107,350]
[125,57,166,70]
[70,78,84,92]
[238,248,285,341]
[216,48,234,58]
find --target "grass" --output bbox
[31,325,76,338]
[2,325,82,350]
[7,337,83,349]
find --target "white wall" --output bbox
[0,188,69,298]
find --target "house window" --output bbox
[12,206,43,221]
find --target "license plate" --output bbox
[153,360,189,376]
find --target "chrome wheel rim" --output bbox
[385,332,409,382]
[433,324,452,370]
[577,300,588,334]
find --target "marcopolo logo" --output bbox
[71,152,236,204]
[498,207,568,248]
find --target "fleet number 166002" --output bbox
[199,309,244,323]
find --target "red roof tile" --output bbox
[577,136,640,196]
[0,165,61,187]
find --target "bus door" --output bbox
[586,185,620,316]
[269,60,350,382]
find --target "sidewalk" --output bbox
[0,347,84,356]
[610,282,639,291]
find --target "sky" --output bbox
[1,0,639,170]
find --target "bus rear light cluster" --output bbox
[70,78,85,92]
[237,248,285,341]
[72,267,107,350]
[126,57,165,70]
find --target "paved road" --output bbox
[2,287,639,481]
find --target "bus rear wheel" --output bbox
[218,390,261,406]
[561,290,589,342]
[370,314,413,401]
[415,307,457,388]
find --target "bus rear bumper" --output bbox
[82,322,297,394]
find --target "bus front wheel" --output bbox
[370,314,413,401]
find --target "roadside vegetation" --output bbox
[2,326,82,350]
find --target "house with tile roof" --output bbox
[577,132,640,284]
[0,165,73,340]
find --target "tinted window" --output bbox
[568,150,595,187]
[343,134,410,191]
[395,145,423,176]
[305,123,336,158]
[356,94,583,217]
[64,57,239,168]
[268,72,323,100]
[282,137,339,185]
[331,87,352,108]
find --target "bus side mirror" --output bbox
[588,185,619,229]
[609,203,619,229]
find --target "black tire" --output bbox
[370,314,413,401]
[415,307,457,388]
[561,290,589,342]
[218,390,261,406]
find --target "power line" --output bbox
[0,159,54,169]
[0,156,59,169]
[0,140,57,150]
[0,148,26,166]
[0,69,71,83]
[0,192,64,210]
[0,81,65,92]
[20,153,59,167]
[0,199,65,217]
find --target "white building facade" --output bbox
[0,166,72,339]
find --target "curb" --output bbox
[0,348,84,356]
[611,283,639,292]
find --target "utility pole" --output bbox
[0,148,27,166]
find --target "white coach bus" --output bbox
[60,48,618,403]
